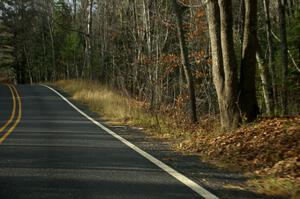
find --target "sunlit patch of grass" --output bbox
[248,177,300,198]
[54,80,207,141]
[55,80,152,125]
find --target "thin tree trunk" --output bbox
[271,31,300,72]
[85,0,93,80]
[238,0,245,58]
[73,0,77,80]
[263,0,276,114]
[73,0,77,23]
[256,43,273,115]
[41,31,48,81]
[172,0,197,123]
[278,0,289,115]
[47,16,56,81]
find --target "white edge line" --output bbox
[42,84,219,199]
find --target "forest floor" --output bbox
[54,80,300,198]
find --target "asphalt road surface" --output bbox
[0,84,221,199]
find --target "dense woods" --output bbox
[0,0,299,128]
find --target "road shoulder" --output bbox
[51,85,285,199]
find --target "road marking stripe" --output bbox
[43,85,219,199]
[0,85,22,144]
[0,85,17,133]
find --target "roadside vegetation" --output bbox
[55,79,300,198]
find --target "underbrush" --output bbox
[54,79,300,198]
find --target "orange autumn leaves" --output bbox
[180,116,300,179]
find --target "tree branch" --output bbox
[271,30,300,73]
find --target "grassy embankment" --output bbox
[54,79,300,198]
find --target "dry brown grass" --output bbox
[56,80,148,122]
[54,80,178,137]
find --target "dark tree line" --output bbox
[0,0,299,129]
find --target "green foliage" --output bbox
[61,32,80,60]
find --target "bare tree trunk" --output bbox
[206,0,239,129]
[41,31,48,81]
[84,0,94,79]
[238,0,245,57]
[73,0,77,23]
[239,0,259,122]
[278,0,289,115]
[143,0,151,57]
[142,0,155,109]
[219,0,240,128]
[206,0,224,124]
[47,16,56,81]
[66,64,70,79]
[73,0,77,80]
[256,43,273,115]
[172,0,197,123]
[263,0,276,115]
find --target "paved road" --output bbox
[0,84,218,199]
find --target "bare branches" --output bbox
[271,30,300,73]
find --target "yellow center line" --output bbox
[0,85,22,144]
[0,84,17,133]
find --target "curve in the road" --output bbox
[43,85,220,199]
